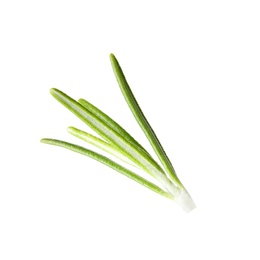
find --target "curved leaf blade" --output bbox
[41,138,173,199]
[110,53,181,185]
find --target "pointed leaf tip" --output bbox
[49,88,60,98]
[110,53,117,63]
[40,138,48,144]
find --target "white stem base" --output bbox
[175,189,196,213]
[152,169,196,213]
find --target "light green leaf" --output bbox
[110,54,181,186]
[41,138,173,199]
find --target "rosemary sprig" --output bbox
[41,54,196,212]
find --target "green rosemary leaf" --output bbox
[110,53,181,185]
[41,138,173,199]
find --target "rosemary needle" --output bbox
[41,138,173,199]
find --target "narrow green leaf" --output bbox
[41,138,173,199]
[110,53,181,186]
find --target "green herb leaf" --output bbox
[41,138,173,199]
[110,53,181,185]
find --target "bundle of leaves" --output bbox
[41,54,196,213]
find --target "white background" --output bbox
[1,0,260,259]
